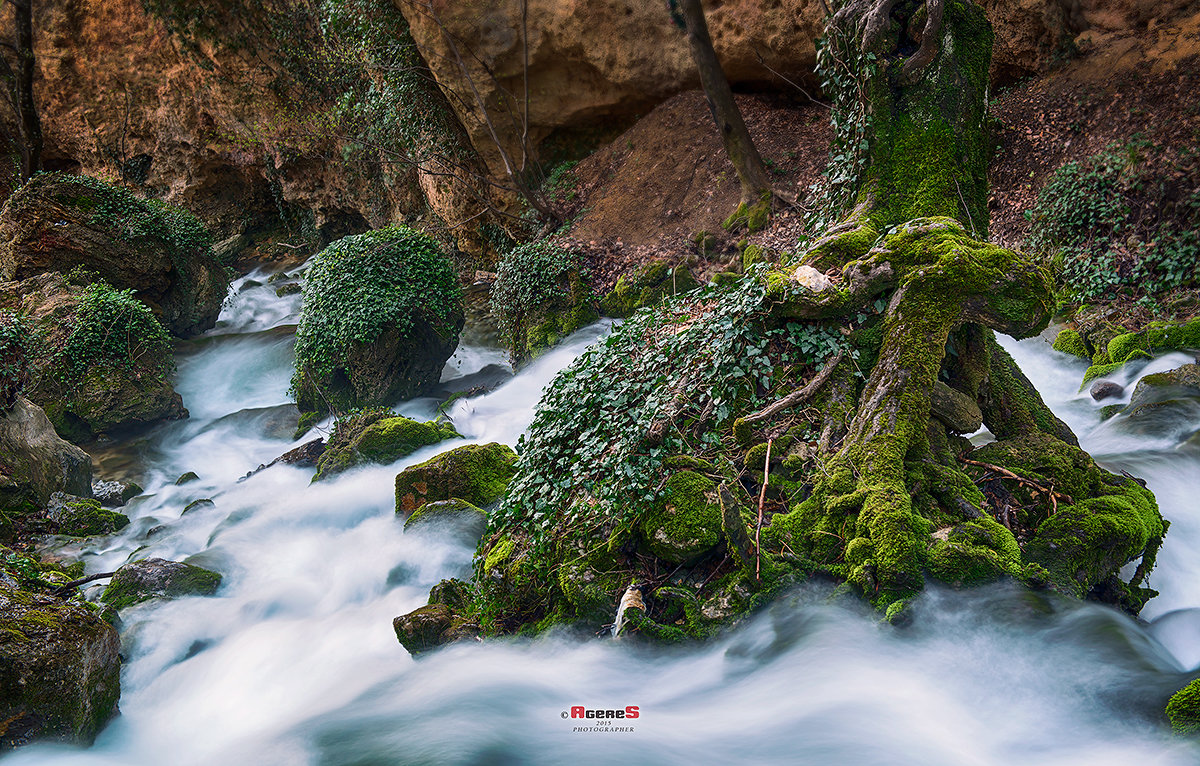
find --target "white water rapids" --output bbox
[8,273,1200,765]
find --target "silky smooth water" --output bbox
[9,279,1200,765]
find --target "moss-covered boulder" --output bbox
[1051,328,1090,359]
[490,240,598,366]
[0,586,121,748]
[638,471,723,564]
[0,274,186,441]
[1074,317,1200,387]
[313,409,459,482]
[292,227,464,414]
[100,558,222,610]
[0,397,92,526]
[1167,678,1200,735]
[45,493,129,537]
[394,442,518,516]
[1114,363,1200,440]
[403,498,487,545]
[0,173,229,337]
[392,602,479,655]
[598,261,699,318]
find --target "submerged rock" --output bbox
[0,397,92,524]
[392,603,478,655]
[99,558,222,610]
[314,410,459,482]
[45,493,129,537]
[394,443,518,517]
[90,479,142,508]
[0,586,121,748]
[1089,380,1124,401]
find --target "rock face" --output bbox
[0,173,229,338]
[0,397,92,521]
[292,228,465,414]
[394,443,518,516]
[100,558,222,610]
[0,586,121,748]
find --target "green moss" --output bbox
[314,410,459,481]
[51,498,130,537]
[1107,333,1147,364]
[395,442,518,515]
[99,559,222,610]
[637,471,722,564]
[1082,362,1124,386]
[1051,328,1090,359]
[927,518,1021,587]
[723,195,771,233]
[741,244,770,271]
[598,261,699,318]
[1167,679,1200,735]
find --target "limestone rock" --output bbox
[0,397,92,521]
[392,603,478,655]
[45,493,129,537]
[791,265,834,292]
[930,381,984,434]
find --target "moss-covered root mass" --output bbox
[292,227,464,415]
[312,409,459,481]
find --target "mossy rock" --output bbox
[722,197,771,233]
[392,603,479,655]
[45,493,129,537]
[1051,328,1089,359]
[637,471,723,564]
[403,498,487,545]
[555,538,630,625]
[394,443,518,516]
[0,586,121,747]
[100,558,222,610]
[428,578,473,611]
[598,261,699,318]
[741,243,776,271]
[292,227,464,414]
[175,471,200,485]
[1075,317,1200,387]
[0,173,228,338]
[313,410,459,482]
[1167,678,1200,735]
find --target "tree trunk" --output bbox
[13,0,42,179]
[676,0,773,210]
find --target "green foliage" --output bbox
[292,226,462,386]
[486,265,848,562]
[0,310,32,411]
[489,240,586,343]
[1027,141,1200,301]
[45,173,215,259]
[1167,679,1200,735]
[57,282,172,387]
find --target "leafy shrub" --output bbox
[487,266,848,556]
[292,226,462,386]
[57,282,173,385]
[489,240,586,343]
[0,310,31,412]
[1027,141,1200,301]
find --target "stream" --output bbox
[8,273,1200,765]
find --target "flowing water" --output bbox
[9,274,1200,765]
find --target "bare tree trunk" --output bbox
[11,0,42,179]
[676,0,772,208]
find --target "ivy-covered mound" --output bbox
[292,227,464,415]
[1,274,187,442]
[397,0,1166,644]
[490,240,598,367]
[0,173,230,338]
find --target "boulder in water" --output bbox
[1167,679,1200,735]
[292,227,463,414]
[1089,380,1124,401]
[314,410,459,482]
[45,493,129,537]
[403,498,486,545]
[0,585,121,748]
[392,603,478,655]
[99,558,222,610]
[394,442,518,516]
[0,173,229,338]
[90,479,142,508]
